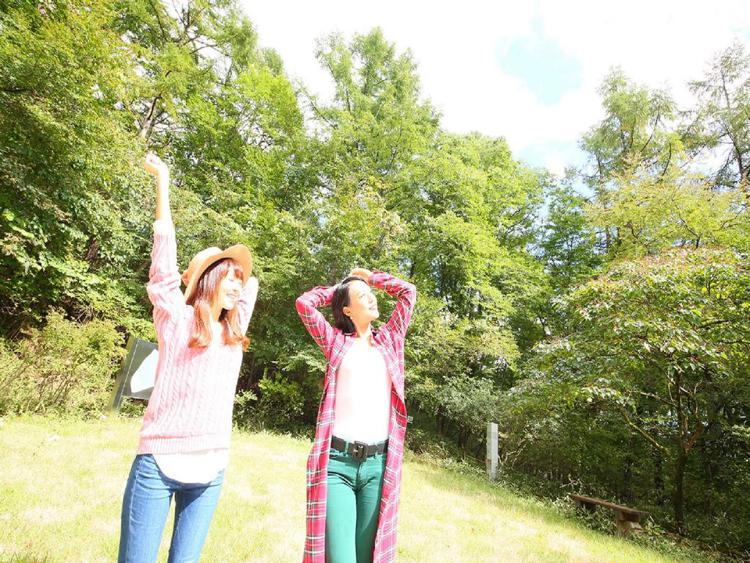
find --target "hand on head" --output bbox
[349,268,373,283]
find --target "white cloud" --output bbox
[238,0,750,170]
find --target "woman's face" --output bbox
[344,280,379,327]
[217,268,243,311]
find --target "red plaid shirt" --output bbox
[296,272,416,563]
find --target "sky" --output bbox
[238,0,750,175]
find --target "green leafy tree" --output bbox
[539,179,601,290]
[309,28,439,183]
[585,167,750,257]
[689,42,750,192]
[532,249,750,532]
[0,0,148,330]
[581,69,683,191]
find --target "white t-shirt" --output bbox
[332,337,392,444]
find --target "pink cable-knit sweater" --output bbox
[137,219,258,455]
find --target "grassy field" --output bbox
[0,415,707,562]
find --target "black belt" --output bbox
[331,436,388,461]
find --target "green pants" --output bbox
[325,442,387,563]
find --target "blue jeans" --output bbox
[118,454,224,563]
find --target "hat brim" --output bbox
[183,245,253,304]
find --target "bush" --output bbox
[412,374,501,453]
[0,311,124,416]
[118,397,147,418]
[232,388,259,429]
[248,375,306,433]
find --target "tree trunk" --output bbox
[672,449,687,533]
[653,449,666,505]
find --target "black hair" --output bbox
[331,276,367,334]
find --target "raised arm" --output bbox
[295,285,336,360]
[143,153,185,329]
[237,276,259,334]
[145,152,172,223]
[352,268,416,340]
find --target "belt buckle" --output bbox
[352,441,367,461]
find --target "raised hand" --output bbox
[143,152,171,221]
[143,152,169,179]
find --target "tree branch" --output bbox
[618,406,669,455]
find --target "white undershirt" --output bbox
[332,337,392,444]
[154,449,228,484]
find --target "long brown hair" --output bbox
[186,258,249,350]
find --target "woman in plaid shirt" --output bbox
[296,268,416,563]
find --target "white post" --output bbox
[486,422,498,480]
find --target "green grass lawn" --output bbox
[0,415,706,562]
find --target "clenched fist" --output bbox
[143,152,169,179]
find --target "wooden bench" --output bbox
[570,494,648,536]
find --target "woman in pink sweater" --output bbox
[118,153,258,563]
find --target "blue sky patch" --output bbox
[498,19,583,105]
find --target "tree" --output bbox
[0,0,147,331]
[0,0,307,337]
[309,28,439,184]
[689,42,750,193]
[539,177,602,290]
[585,166,750,257]
[532,249,750,531]
[581,69,683,194]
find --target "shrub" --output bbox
[0,311,124,416]
[232,388,259,429]
[251,375,306,432]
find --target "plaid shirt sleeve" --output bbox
[370,271,417,341]
[295,285,337,360]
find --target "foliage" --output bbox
[0,0,148,330]
[0,311,123,416]
[0,0,749,553]
[539,179,602,290]
[505,249,750,547]
[248,375,306,432]
[585,167,750,257]
[580,68,683,193]
[689,42,750,191]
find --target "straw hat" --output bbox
[181,244,252,304]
